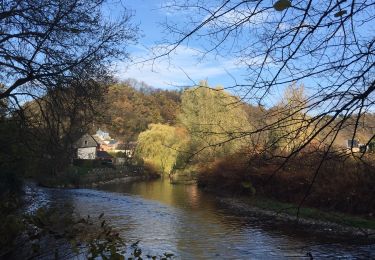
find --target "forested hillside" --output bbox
[95,80,181,141]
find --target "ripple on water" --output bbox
[25,180,375,259]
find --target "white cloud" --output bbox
[116,45,248,89]
[204,7,270,28]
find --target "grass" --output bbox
[245,196,375,231]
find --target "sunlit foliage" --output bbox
[136,124,189,175]
[98,82,181,141]
[179,81,252,161]
[268,84,311,152]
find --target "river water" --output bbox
[26,179,374,259]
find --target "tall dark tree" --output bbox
[0,0,137,174]
[21,79,106,174]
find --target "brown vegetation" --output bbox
[197,151,375,216]
[96,82,181,142]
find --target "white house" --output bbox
[346,139,367,153]
[95,129,111,140]
[74,134,99,159]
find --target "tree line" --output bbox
[135,80,375,176]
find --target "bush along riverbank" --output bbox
[36,162,160,188]
[0,169,25,254]
[197,151,375,235]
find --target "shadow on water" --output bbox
[29,178,375,259]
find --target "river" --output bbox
[26,179,374,259]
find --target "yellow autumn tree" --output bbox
[269,83,311,152]
[179,81,252,162]
[136,124,189,175]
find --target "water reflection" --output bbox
[28,179,375,259]
[98,179,375,259]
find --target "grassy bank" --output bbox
[197,185,375,236]
[247,196,375,231]
[215,195,375,239]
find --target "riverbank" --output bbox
[37,165,159,188]
[196,151,375,233]
[213,193,375,239]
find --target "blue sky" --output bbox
[107,0,374,111]
[110,0,251,92]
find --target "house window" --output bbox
[84,140,88,145]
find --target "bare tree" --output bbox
[0,0,138,174]
[156,0,374,154]
[19,78,107,174]
[0,0,137,109]
[155,0,375,213]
